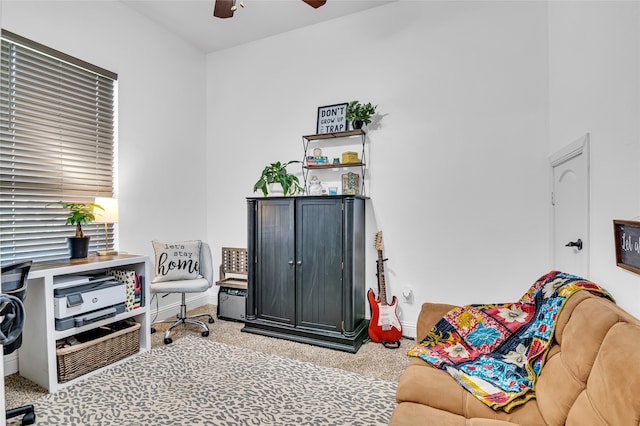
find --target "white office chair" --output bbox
[150,242,215,344]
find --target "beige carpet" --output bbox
[5,304,411,413]
[151,304,412,382]
[10,335,398,425]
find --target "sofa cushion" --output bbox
[534,292,612,425]
[416,302,457,339]
[396,353,547,425]
[536,292,640,425]
[390,402,525,426]
[568,320,640,425]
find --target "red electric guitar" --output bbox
[367,231,402,348]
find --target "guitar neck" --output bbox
[377,249,388,306]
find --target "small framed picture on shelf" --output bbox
[342,172,360,195]
[316,103,347,134]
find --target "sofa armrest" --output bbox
[416,302,457,341]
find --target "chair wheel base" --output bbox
[6,404,36,425]
[164,337,172,345]
[150,327,156,334]
[208,317,215,324]
[202,330,209,337]
[22,411,36,425]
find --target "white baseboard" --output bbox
[4,352,18,376]
[401,321,417,340]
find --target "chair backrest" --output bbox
[1,260,31,355]
[219,247,248,279]
[1,260,32,299]
[200,242,214,287]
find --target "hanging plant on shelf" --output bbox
[253,160,303,196]
[346,101,377,129]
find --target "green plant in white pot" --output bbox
[346,101,377,129]
[50,201,103,258]
[253,161,303,196]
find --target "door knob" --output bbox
[565,239,583,251]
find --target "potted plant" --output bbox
[50,201,103,258]
[346,101,377,129]
[253,160,303,196]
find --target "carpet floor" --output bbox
[5,304,411,424]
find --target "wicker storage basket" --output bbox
[56,321,140,383]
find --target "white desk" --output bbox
[20,254,151,392]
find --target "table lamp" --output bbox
[94,197,119,256]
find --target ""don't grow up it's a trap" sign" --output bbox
[316,103,347,134]
[614,219,640,275]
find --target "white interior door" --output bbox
[550,134,590,278]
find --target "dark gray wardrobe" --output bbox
[243,195,369,353]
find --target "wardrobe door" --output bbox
[295,198,343,331]
[254,198,296,325]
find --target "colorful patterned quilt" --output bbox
[407,271,614,412]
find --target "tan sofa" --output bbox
[390,291,640,425]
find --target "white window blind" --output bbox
[0,30,118,264]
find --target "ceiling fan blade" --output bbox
[214,0,235,18]
[302,0,327,8]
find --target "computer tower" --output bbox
[217,286,247,322]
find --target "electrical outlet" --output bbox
[402,286,413,304]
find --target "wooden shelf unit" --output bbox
[20,254,151,392]
[301,129,367,195]
[302,129,365,140]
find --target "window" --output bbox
[0,30,117,264]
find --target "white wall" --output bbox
[206,1,552,336]
[2,1,208,312]
[3,1,639,342]
[548,2,640,315]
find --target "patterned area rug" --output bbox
[27,336,397,425]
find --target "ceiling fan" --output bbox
[214,0,327,19]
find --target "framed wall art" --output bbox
[613,219,640,275]
[316,103,347,134]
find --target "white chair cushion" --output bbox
[150,277,210,294]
